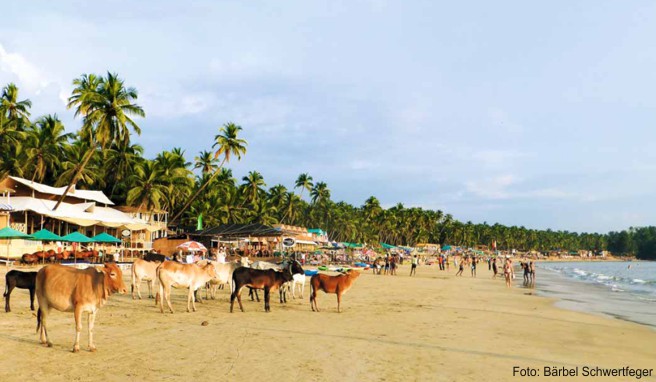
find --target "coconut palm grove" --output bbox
[0,74,653,259]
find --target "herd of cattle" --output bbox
[20,249,103,265]
[3,254,362,353]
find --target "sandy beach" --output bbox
[1,264,655,382]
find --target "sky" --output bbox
[1,1,655,234]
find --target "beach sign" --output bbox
[283,237,296,247]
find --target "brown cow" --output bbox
[21,253,39,265]
[35,263,127,352]
[310,270,361,313]
[157,261,217,313]
[131,258,160,299]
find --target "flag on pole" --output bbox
[197,213,203,231]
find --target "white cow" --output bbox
[131,259,160,299]
[290,273,306,299]
[196,260,240,299]
[157,261,217,313]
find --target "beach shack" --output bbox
[0,176,167,260]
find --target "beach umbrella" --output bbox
[61,231,93,243]
[177,241,207,252]
[61,231,93,264]
[91,232,122,244]
[31,229,63,241]
[0,226,33,268]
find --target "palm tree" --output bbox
[0,83,32,128]
[56,138,101,188]
[103,141,144,200]
[24,114,73,183]
[295,173,314,200]
[0,83,30,160]
[154,149,193,216]
[127,160,167,216]
[54,72,144,210]
[310,181,330,205]
[170,122,247,223]
[240,171,266,206]
[194,150,219,175]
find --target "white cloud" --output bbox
[0,44,50,93]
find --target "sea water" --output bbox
[534,261,656,329]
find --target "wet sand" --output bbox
[0,264,655,381]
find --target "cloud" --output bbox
[464,174,577,201]
[0,44,50,93]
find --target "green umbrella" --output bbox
[61,231,92,243]
[91,232,122,243]
[0,226,33,239]
[0,226,33,268]
[31,229,63,241]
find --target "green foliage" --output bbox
[0,79,648,256]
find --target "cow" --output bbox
[289,273,306,299]
[310,270,361,313]
[131,258,161,299]
[156,261,217,313]
[195,260,240,300]
[35,262,127,352]
[248,260,304,303]
[4,270,37,312]
[21,253,39,265]
[143,252,166,263]
[230,261,304,313]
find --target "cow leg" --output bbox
[136,278,143,300]
[147,280,154,299]
[188,288,196,312]
[88,311,97,352]
[300,282,304,299]
[235,285,246,312]
[264,287,271,312]
[29,287,35,311]
[230,288,236,313]
[38,307,52,347]
[337,291,342,313]
[310,287,319,312]
[165,286,174,314]
[4,283,14,312]
[73,305,82,352]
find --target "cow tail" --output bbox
[36,307,42,333]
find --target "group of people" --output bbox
[520,261,536,286]
[455,255,478,277]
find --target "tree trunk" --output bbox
[169,157,226,224]
[52,147,97,211]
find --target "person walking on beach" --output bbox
[522,262,530,284]
[529,261,536,284]
[471,256,477,277]
[390,256,397,275]
[410,255,418,276]
[492,258,498,278]
[445,255,450,271]
[504,258,512,287]
[456,258,464,276]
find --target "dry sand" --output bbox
[0,264,655,382]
